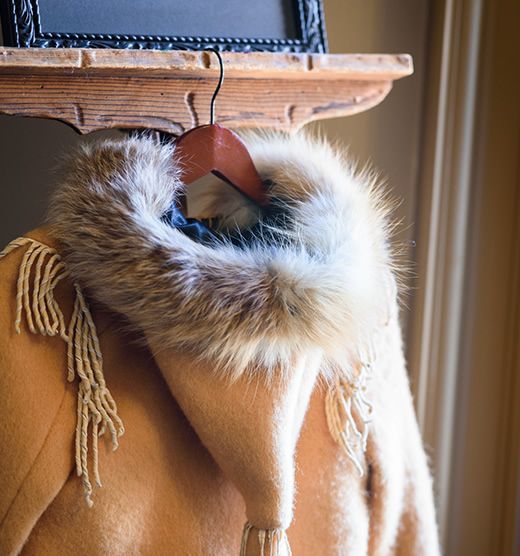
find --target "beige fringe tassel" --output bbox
[0,237,124,507]
[325,341,376,475]
[240,523,292,556]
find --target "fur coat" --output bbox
[0,132,440,555]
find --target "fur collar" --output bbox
[48,132,394,378]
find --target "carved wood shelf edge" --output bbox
[0,48,413,134]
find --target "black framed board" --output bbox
[0,0,327,53]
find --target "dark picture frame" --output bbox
[0,0,328,53]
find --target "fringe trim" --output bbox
[325,342,375,475]
[240,523,292,556]
[325,271,396,473]
[0,237,124,507]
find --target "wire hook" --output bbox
[207,48,224,125]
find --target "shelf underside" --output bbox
[0,48,413,134]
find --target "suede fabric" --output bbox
[1,132,440,555]
[0,228,440,556]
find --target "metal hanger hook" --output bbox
[207,48,224,125]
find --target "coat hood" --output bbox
[47,132,396,553]
[48,132,394,377]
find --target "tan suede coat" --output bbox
[0,133,440,556]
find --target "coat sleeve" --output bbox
[365,311,441,556]
[0,232,76,555]
[393,362,441,555]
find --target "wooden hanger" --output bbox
[175,49,268,209]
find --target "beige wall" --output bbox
[0,2,430,336]
[321,0,430,335]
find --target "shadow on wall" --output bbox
[0,116,121,246]
[0,116,77,245]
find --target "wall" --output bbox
[321,0,430,336]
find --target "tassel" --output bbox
[0,237,124,507]
[325,342,375,475]
[240,523,292,556]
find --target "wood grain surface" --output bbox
[0,48,413,134]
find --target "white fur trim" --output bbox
[48,131,395,379]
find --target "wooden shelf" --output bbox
[0,48,413,135]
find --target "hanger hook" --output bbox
[207,48,224,125]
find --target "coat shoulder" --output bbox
[0,228,76,554]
